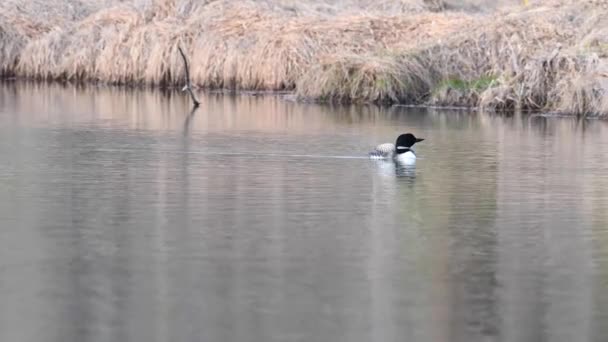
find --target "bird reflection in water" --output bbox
[395,163,417,179]
[371,159,417,181]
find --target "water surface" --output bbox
[1,82,608,342]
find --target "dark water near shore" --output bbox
[1,82,608,342]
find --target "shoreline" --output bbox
[1,0,607,118]
[4,77,597,120]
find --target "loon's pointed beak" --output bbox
[416,138,425,142]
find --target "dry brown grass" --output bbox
[298,0,608,117]
[10,0,463,87]
[0,15,24,75]
[429,0,608,116]
[1,0,608,117]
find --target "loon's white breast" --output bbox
[394,150,416,165]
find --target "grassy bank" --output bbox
[1,0,607,117]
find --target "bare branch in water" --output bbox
[177,45,200,107]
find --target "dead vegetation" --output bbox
[1,0,608,117]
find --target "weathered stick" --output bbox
[177,45,200,107]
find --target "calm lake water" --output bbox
[1,82,608,342]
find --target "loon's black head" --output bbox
[395,133,424,153]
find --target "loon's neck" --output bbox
[395,146,415,155]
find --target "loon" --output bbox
[368,133,424,164]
